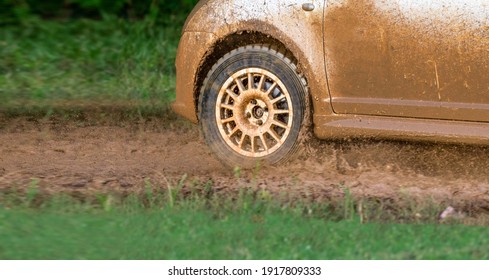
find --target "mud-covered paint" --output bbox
[173,31,217,122]
[324,0,489,121]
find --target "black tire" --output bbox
[199,45,309,168]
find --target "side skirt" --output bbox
[314,114,489,145]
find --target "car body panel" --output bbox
[324,0,489,121]
[173,31,217,123]
[314,113,489,145]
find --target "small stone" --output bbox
[439,206,466,220]
[119,179,132,188]
[64,180,88,188]
[440,206,456,219]
[348,181,361,188]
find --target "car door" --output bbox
[324,0,489,122]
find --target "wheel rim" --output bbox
[215,67,294,158]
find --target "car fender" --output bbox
[181,0,333,120]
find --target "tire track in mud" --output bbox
[0,115,488,214]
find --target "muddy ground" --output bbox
[1,112,489,216]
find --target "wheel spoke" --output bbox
[229,126,239,137]
[273,109,290,115]
[221,116,235,124]
[271,95,285,104]
[235,78,246,93]
[248,73,253,90]
[221,104,234,111]
[257,74,265,91]
[238,133,246,148]
[272,120,288,129]
[265,82,278,96]
[251,136,256,153]
[267,129,283,144]
[259,134,269,152]
[226,89,239,100]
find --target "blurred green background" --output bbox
[0,0,199,25]
[0,0,199,114]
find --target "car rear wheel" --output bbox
[199,45,308,168]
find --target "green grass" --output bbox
[1,188,488,260]
[0,17,183,111]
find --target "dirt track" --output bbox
[1,113,489,214]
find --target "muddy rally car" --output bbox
[172,0,489,168]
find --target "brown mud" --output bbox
[1,112,489,216]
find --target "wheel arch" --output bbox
[193,27,322,124]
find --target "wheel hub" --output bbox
[252,106,265,119]
[242,97,269,127]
